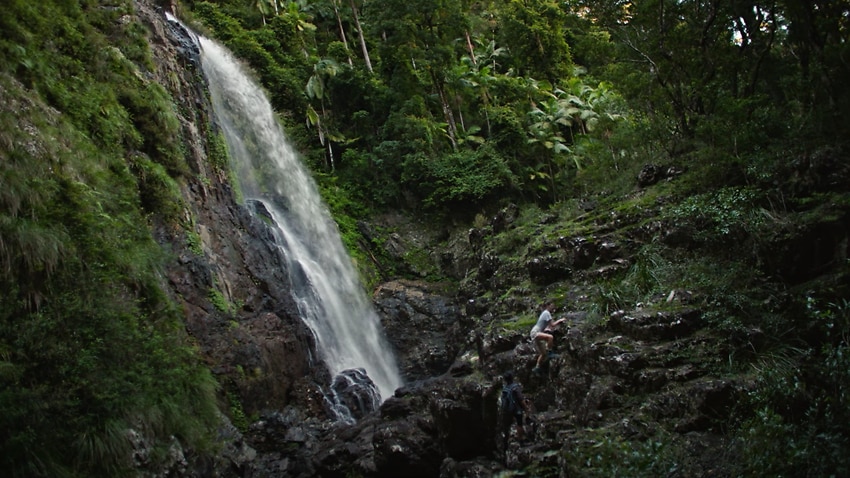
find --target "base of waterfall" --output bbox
[326,368,381,423]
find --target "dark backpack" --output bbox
[501,383,520,415]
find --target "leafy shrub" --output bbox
[736,299,850,477]
[564,430,682,477]
[402,144,514,209]
[667,186,766,244]
[118,81,187,177]
[129,152,183,218]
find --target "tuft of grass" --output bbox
[226,390,249,432]
[186,230,204,256]
[209,287,234,315]
[563,428,683,477]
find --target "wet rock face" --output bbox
[372,377,501,478]
[373,415,442,478]
[428,382,498,460]
[374,280,467,381]
[330,368,381,421]
[637,163,685,186]
[608,308,704,341]
[299,376,506,478]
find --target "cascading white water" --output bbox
[196,35,402,403]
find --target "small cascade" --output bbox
[169,14,403,410]
[327,368,381,424]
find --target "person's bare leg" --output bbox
[536,333,553,367]
[535,338,546,367]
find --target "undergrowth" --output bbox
[0,1,219,475]
[735,299,850,477]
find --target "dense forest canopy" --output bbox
[185,0,848,212]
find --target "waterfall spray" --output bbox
[188,27,402,406]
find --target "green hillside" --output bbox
[0,1,218,476]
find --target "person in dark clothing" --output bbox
[500,371,531,451]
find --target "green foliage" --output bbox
[186,230,204,256]
[315,173,385,289]
[667,187,768,248]
[193,1,313,118]
[592,254,664,316]
[564,429,682,477]
[205,124,246,202]
[0,170,220,475]
[206,125,231,170]
[590,238,772,327]
[209,286,234,314]
[571,113,656,198]
[524,75,628,201]
[738,300,850,477]
[337,147,400,206]
[226,389,249,432]
[497,0,573,83]
[190,0,638,209]
[489,205,548,256]
[0,2,219,475]
[118,81,188,177]
[128,152,184,219]
[402,144,514,209]
[498,314,537,332]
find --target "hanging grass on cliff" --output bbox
[0,1,219,475]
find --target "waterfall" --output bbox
[194,33,402,404]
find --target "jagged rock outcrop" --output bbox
[374,279,468,381]
[330,368,382,420]
[311,375,505,478]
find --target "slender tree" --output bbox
[331,0,354,65]
[255,0,278,25]
[348,0,373,73]
[306,59,342,169]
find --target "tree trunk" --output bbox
[349,0,373,73]
[430,71,458,151]
[332,0,353,66]
[465,30,476,65]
